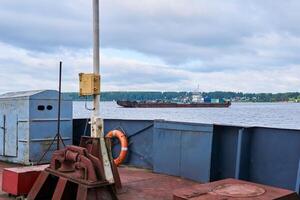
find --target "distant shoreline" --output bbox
[72,100,300,104]
[64,91,300,103]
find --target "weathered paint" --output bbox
[118,167,198,200]
[73,118,300,193]
[296,160,300,194]
[247,127,300,191]
[173,178,299,200]
[2,165,48,196]
[153,120,214,182]
[0,90,73,164]
[104,119,154,169]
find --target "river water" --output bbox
[73,101,300,130]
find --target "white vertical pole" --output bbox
[92,0,114,183]
[92,0,100,138]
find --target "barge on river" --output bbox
[117,100,231,108]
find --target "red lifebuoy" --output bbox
[106,130,128,166]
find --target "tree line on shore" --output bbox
[63,91,300,102]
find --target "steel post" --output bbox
[91,0,114,184]
[92,0,101,138]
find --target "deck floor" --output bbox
[118,167,197,200]
[0,162,198,200]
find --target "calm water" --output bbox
[73,101,300,130]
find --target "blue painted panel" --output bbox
[248,128,300,190]
[0,115,4,155]
[154,120,213,182]
[5,113,17,157]
[0,99,29,163]
[73,118,300,191]
[29,139,72,163]
[180,130,213,182]
[29,121,72,139]
[104,119,154,169]
[29,120,72,162]
[155,120,213,132]
[28,95,72,163]
[210,126,240,181]
[0,90,72,164]
[153,127,181,176]
[30,100,72,120]
[296,160,300,194]
[234,128,251,180]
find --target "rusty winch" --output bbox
[27,137,121,200]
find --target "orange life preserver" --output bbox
[106,130,128,166]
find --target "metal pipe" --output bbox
[93,0,100,112]
[92,0,101,137]
[57,61,62,150]
[91,0,114,183]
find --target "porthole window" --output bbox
[37,105,45,111]
[47,105,53,110]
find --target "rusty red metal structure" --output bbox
[2,165,48,196]
[27,137,121,200]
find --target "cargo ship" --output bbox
[117,91,231,108]
[117,100,231,108]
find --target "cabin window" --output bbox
[37,105,45,111]
[47,105,53,110]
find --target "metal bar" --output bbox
[92,0,100,137]
[37,63,66,163]
[58,134,66,147]
[57,61,62,150]
[18,118,72,122]
[2,115,5,156]
[91,0,114,184]
[111,124,153,146]
[37,134,58,164]
[16,116,18,158]
[296,159,300,194]
[127,124,154,139]
[29,137,71,142]
[93,0,100,77]
[52,177,68,200]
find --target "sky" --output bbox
[0,0,300,93]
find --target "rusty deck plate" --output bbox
[0,163,198,200]
[0,162,299,200]
[117,167,198,200]
[212,183,266,197]
[173,178,300,200]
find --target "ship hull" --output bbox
[117,101,231,108]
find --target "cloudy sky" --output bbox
[0,0,300,93]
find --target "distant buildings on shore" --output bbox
[64,91,300,103]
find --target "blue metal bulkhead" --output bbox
[0,90,73,164]
[73,118,300,194]
[153,120,214,182]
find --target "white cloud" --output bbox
[0,0,300,93]
[0,41,299,93]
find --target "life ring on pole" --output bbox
[106,130,128,166]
